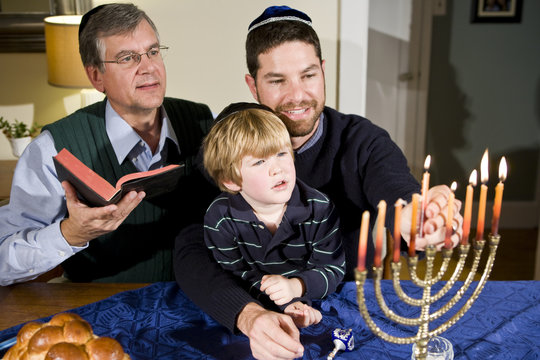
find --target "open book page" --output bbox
[53,148,183,206]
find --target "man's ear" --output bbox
[85,65,105,93]
[223,180,241,192]
[245,74,258,102]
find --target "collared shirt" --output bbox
[294,113,324,155]
[0,100,179,286]
[105,102,179,171]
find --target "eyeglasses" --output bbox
[102,46,169,68]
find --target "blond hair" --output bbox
[203,108,293,193]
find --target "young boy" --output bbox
[202,102,345,327]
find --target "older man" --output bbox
[0,3,214,285]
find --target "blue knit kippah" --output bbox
[248,5,312,33]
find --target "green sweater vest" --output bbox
[43,98,213,282]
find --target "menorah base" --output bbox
[411,336,453,360]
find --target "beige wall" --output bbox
[0,54,82,159]
[0,0,338,159]
[138,0,338,113]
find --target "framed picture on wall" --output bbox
[471,0,523,23]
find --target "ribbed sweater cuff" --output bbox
[211,287,262,333]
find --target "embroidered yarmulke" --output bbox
[248,5,312,33]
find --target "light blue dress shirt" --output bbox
[0,100,179,286]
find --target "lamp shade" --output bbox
[45,15,91,88]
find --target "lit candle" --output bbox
[419,155,431,238]
[475,150,489,242]
[461,170,477,245]
[357,211,370,272]
[491,157,507,236]
[393,199,405,263]
[409,194,420,257]
[444,182,457,249]
[374,200,387,268]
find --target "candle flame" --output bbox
[450,181,457,192]
[480,149,489,184]
[499,157,507,182]
[424,155,431,171]
[469,169,477,187]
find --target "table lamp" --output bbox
[44,15,103,113]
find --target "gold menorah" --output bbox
[355,233,500,359]
[355,152,507,359]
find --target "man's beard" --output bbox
[274,100,323,137]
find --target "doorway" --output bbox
[365,0,436,178]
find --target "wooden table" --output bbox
[0,282,148,331]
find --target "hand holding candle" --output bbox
[461,170,477,245]
[374,200,387,268]
[491,157,507,236]
[444,182,457,249]
[475,150,489,242]
[357,211,370,272]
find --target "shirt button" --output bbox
[58,251,66,257]
[29,269,34,273]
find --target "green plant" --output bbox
[0,116,40,139]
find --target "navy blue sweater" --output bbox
[294,107,420,279]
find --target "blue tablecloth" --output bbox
[1,280,539,359]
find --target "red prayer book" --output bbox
[53,148,184,206]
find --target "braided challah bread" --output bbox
[2,313,130,360]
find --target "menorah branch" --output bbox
[356,270,419,344]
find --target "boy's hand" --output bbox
[260,275,304,306]
[284,302,322,328]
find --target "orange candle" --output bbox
[475,150,489,242]
[491,157,507,236]
[393,199,405,263]
[409,193,420,257]
[444,182,457,249]
[461,170,477,245]
[419,155,431,238]
[357,211,370,272]
[374,200,387,268]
